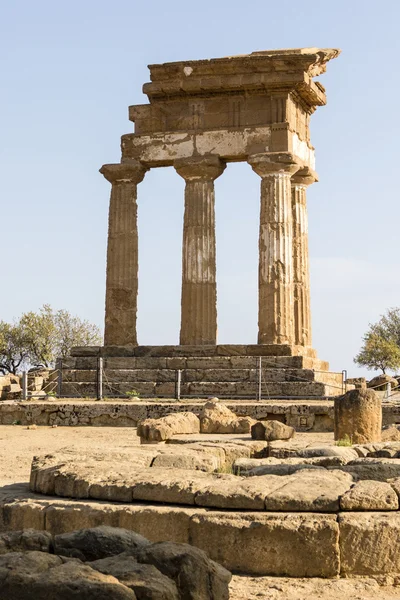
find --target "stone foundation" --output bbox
[61,345,345,399]
[1,400,400,430]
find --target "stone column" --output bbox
[291,168,316,347]
[248,153,300,345]
[175,156,226,345]
[100,160,148,346]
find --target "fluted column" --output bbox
[291,168,316,347]
[175,156,226,345]
[100,160,148,346]
[248,153,300,345]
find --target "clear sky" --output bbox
[1,0,400,379]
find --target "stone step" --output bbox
[61,380,336,399]
[62,355,330,371]
[70,344,318,359]
[63,368,342,386]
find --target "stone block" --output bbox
[340,480,399,511]
[263,470,353,512]
[189,512,340,576]
[339,512,400,576]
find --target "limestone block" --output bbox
[339,512,400,576]
[137,412,200,443]
[263,470,354,512]
[151,452,220,472]
[298,446,359,460]
[251,420,295,441]
[0,529,52,555]
[340,480,399,511]
[194,475,283,510]
[199,400,255,434]
[340,458,400,481]
[2,501,46,532]
[131,469,225,505]
[334,389,382,444]
[118,505,194,544]
[45,504,122,535]
[189,512,340,577]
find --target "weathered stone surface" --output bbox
[341,458,400,481]
[176,156,225,346]
[137,541,232,600]
[0,529,52,555]
[54,526,150,562]
[199,400,255,434]
[382,425,400,442]
[263,469,353,512]
[334,389,382,444]
[89,554,179,600]
[340,480,399,510]
[151,451,220,472]
[0,551,137,599]
[298,446,359,461]
[339,512,400,576]
[251,420,295,441]
[194,476,284,510]
[137,413,200,443]
[189,512,340,577]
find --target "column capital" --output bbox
[174,155,226,182]
[248,152,301,178]
[291,167,318,188]
[100,160,148,185]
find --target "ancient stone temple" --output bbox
[63,48,344,399]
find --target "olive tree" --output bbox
[0,305,102,373]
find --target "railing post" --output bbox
[258,357,262,401]
[22,371,28,400]
[342,370,347,394]
[56,359,63,398]
[176,370,182,401]
[385,382,391,400]
[97,357,103,400]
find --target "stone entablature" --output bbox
[101,47,340,351]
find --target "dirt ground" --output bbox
[1,425,399,599]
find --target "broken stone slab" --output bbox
[137,412,200,443]
[0,529,53,555]
[0,552,138,600]
[199,400,255,434]
[89,554,180,600]
[340,480,399,511]
[251,420,295,442]
[340,458,400,482]
[264,469,354,512]
[54,526,150,561]
[297,446,359,460]
[136,541,231,600]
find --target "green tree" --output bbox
[354,332,400,374]
[0,305,102,373]
[0,322,30,374]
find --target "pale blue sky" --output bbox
[1,0,399,378]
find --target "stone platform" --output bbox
[61,345,345,399]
